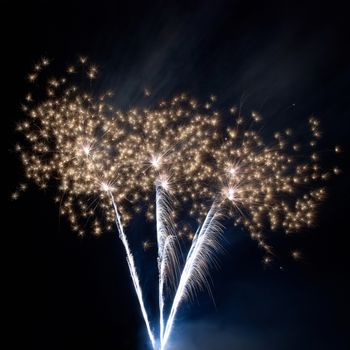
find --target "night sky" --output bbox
[4,1,350,349]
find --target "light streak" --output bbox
[155,182,178,347]
[162,202,223,349]
[109,190,156,349]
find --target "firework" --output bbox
[15,58,339,349]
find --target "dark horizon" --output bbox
[4,1,349,349]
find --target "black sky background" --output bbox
[4,1,350,349]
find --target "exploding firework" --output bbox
[14,58,340,349]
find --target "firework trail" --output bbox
[156,181,179,347]
[108,189,156,349]
[162,202,223,349]
[156,185,168,345]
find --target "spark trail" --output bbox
[156,185,166,346]
[109,190,156,349]
[162,202,223,349]
[156,183,178,347]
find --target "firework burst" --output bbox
[14,58,340,349]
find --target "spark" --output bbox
[292,250,302,260]
[143,240,152,251]
[333,167,341,175]
[12,192,19,200]
[101,182,112,192]
[335,145,341,153]
[42,57,49,66]
[228,166,237,176]
[156,174,171,192]
[151,154,162,169]
[263,256,272,265]
[82,144,91,156]
[224,187,236,202]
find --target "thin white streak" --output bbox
[156,185,179,347]
[162,202,223,349]
[109,191,156,350]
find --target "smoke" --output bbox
[164,319,279,350]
